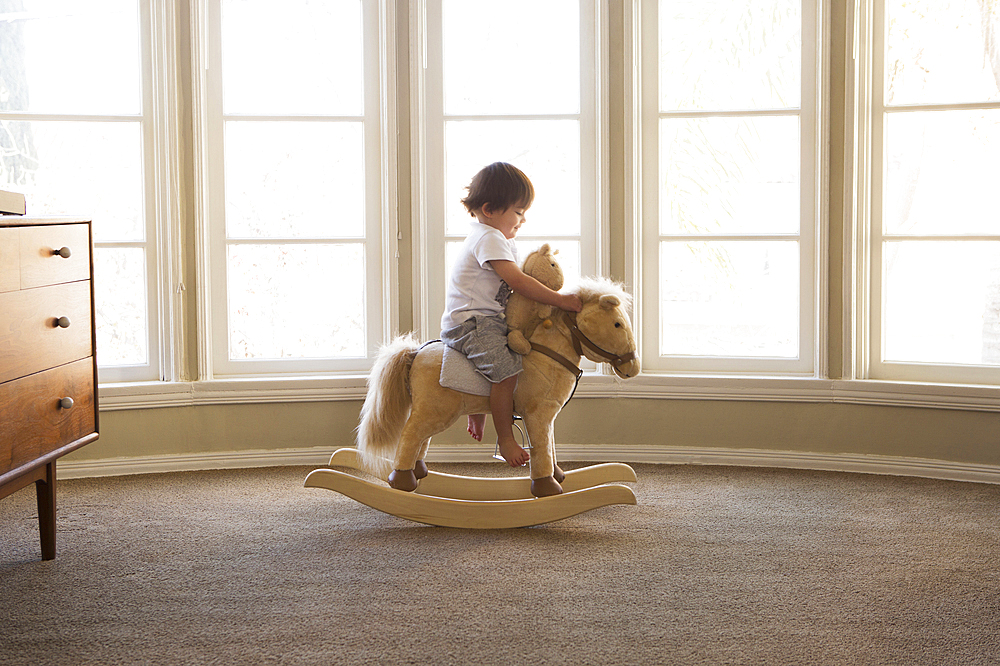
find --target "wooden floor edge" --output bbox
[304,467,636,529]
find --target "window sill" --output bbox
[98,373,1000,413]
[582,373,1000,412]
[98,376,370,411]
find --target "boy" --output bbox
[441,162,583,467]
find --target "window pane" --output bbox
[227,243,365,359]
[884,110,1000,236]
[442,0,580,115]
[886,0,1000,106]
[444,120,581,237]
[224,121,364,239]
[660,241,799,357]
[221,0,363,115]
[659,0,801,111]
[884,241,1000,365]
[0,120,144,242]
[660,116,799,235]
[0,0,141,115]
[94,247,148,366]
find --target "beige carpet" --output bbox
[2,462,999,665]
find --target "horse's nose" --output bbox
[617,360,641,378]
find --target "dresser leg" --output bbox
[35,462,56,561]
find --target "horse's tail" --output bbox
[356,333,420,477]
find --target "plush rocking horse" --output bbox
[305,248,641,528]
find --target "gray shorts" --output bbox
[441,315,523,383]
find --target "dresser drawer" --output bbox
[0,228,18,293]
[0,358,97,476]
[0,281,93,384]
[19,224,90,289]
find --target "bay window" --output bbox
[867,0,1000,384]
[640,0,821,375]
[200,0,388,376]
[8,0,1000,410]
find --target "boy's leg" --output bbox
[467,414,486,441]
[490,375,528,467]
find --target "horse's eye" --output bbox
[615,322,622,328]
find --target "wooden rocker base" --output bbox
[303,448,637,529]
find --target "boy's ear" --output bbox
[480,203,495,217]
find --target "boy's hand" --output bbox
[559,294,583,312]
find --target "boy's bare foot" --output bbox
[497,437,529,467]
[468,414,486,441]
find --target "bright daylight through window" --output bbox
[643,0,818,374]
[7,0,1000,394]
[0,0,158,382]
[870,0,1000,384]
[205,0,383,375]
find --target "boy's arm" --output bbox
[490,260,582,312]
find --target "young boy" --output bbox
[441,162,583,467]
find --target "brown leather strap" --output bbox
[564,312,637,368]
[529,342,583,379]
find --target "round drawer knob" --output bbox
[56,316,71,328]
[59,397,75,410]
[54,247,72,258]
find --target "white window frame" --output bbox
[638,0,824,377]
[864,0,1000,386]
[411,0,608,342]
[194,0,397,379]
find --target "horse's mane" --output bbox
[572,277,633,312]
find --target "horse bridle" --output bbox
[529,310,637,378]
[564,311,636,372]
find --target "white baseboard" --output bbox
[56,444,1000,486]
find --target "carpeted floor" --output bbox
[1,462,999,665]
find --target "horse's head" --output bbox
[570,279,640,379]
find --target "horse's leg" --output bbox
[387,367,465,491]
[388,419,439,491]
[522,404,564,497]
[415,440,431,479]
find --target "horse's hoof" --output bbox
[531,476,564,498]
[388,469,418,492]
[553,464,566,484]
[415,460,429,480]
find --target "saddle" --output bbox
[438,342,492,397]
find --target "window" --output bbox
[201,0,387,375]
[868,0,1000,384]
[640,0,820,374]
[416,0,603,338]
[0,0,164,383]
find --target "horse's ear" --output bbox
[539,243,551,254]
[599,294,621,309]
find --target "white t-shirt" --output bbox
[440,222,519,331]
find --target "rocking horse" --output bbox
[305,254,641,528]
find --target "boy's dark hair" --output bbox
[461,162,535,216]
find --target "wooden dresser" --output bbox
[1,217,99,560]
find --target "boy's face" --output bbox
[480,203,528,240]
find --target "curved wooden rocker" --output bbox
[304,447,637,529]
[328,447,636,500]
